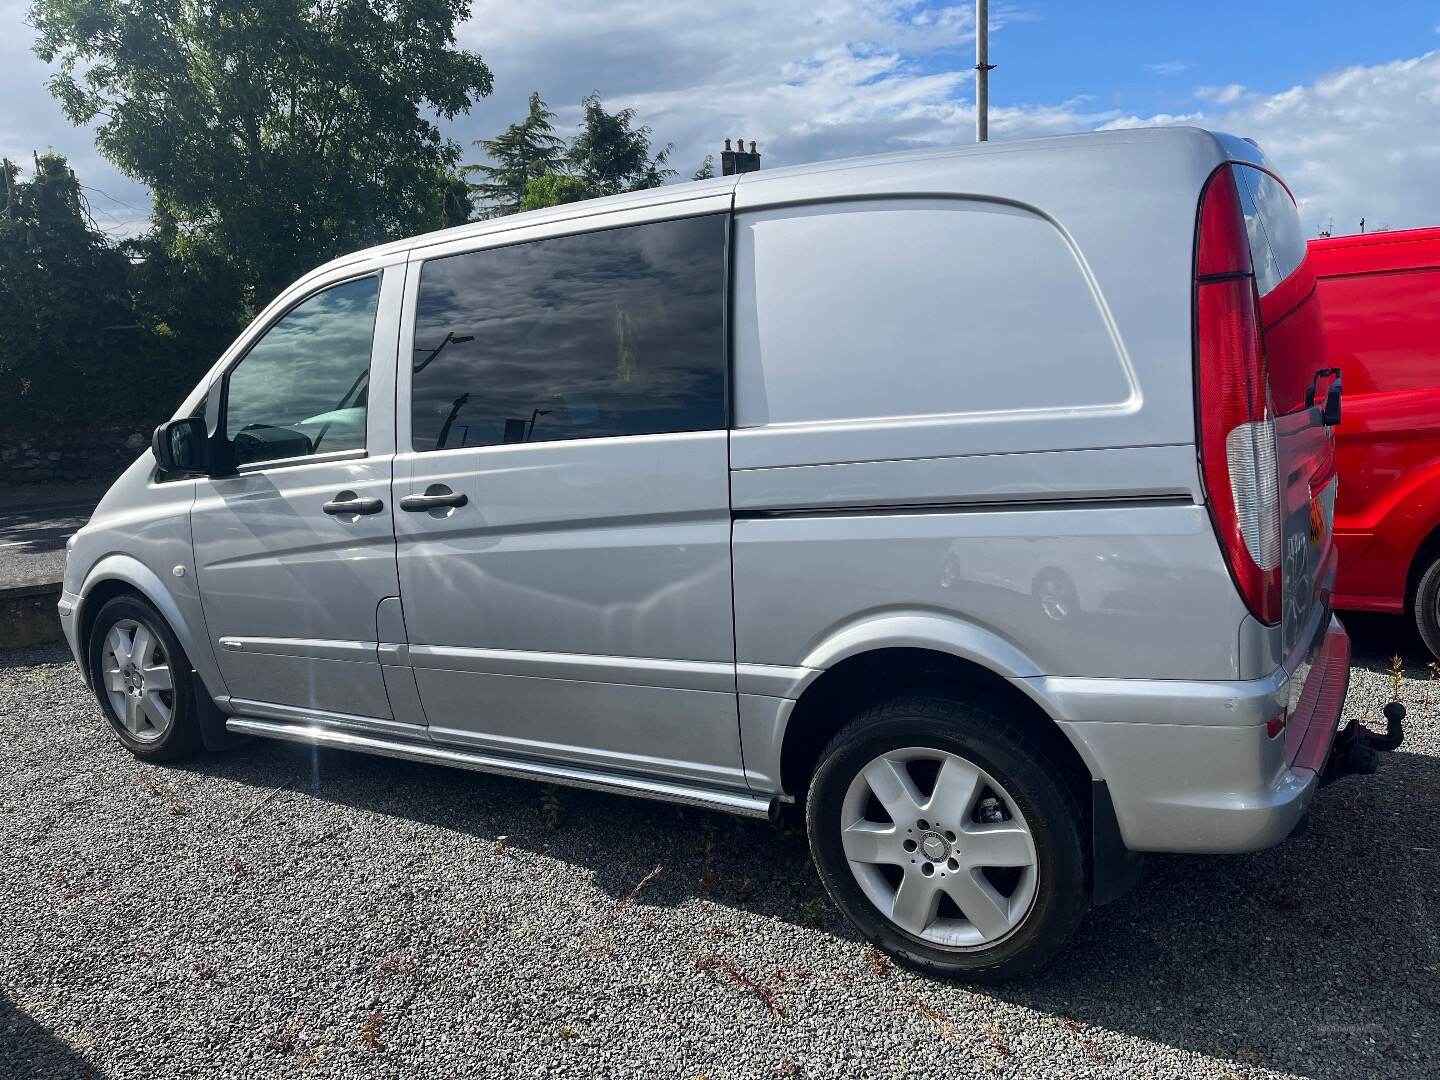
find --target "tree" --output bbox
[466,92,566,216]
[519,173,592,213]
[0,153,136,426]
[692,155,716,181]
[564,93,676,197]
[31,0,494,309]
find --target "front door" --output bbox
[192,266,405,725]
[392,211,744,788]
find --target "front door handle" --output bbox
[323,493,384,516]
[399,486,469,512]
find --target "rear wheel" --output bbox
[87,595,201,761]
[806,692,1088,982]
[1415,554,1440,660]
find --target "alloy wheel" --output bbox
[101,618,176,743]
[840,747,1038,949]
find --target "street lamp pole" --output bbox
[976,0,994,143]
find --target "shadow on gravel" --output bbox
[19,612,1433,1079]
[0,993,107,1079]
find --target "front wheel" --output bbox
[87,594,202,761]
[806,692,1088,982]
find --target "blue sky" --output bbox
[3,1,1438,237]
[980,1,1438,107]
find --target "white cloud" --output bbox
[5,0,1439,241]
[1196,83,1247,105]
[1099,111,1203,129]
[1145,60,1190,76]
[1117,52,1440,233]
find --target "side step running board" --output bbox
[225,716,777,820]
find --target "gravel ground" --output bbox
[1,615,1436,1080]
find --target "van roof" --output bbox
[1309,226,1440,277]
[310,125,1248,280]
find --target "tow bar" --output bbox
[1321,701,1406,786]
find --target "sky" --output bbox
[3,0,1439,239]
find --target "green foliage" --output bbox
[518,172,593,213]
[565,93,676,197]
[30,0,493,309]
[692,155,716,181]
[0,154,134,425]
[467,92,565,217]
[484,92,679,217]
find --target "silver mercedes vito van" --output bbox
[59,128,1396,981]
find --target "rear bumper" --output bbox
[1024,614,1353,853]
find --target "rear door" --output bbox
[1233,164,1337,655]
[391,211,744,788]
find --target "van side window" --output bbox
[732,199,1129,427]
[224,275,380,466]
[409,214,726,452]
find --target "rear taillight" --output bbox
[1195,167,1282,625]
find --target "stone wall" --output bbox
[0,426,149,488]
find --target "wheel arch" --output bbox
[777,622,1094,805]
[1405,517,1440,609]
[76,556,201,687]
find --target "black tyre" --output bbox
[87,594,202,761]
[1414,554,1440,660]
[806,691,1088,982]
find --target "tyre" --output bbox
[1414,554,1440,660]
[87,594,202,761]
[806,691,1088,982]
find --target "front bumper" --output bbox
[1028,614,1359,854]
[57,590,86,681]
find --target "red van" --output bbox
[1311,227,1440,656]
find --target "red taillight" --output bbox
[1195,167,1282,625]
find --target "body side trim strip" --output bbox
[217,637,377,662]
[733,494,1195,521]
[406,644,736,693]
[225,717,773,819]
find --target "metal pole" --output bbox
[975,0,993,142]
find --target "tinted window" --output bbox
[225,275,380,465]
[410,215,725,452]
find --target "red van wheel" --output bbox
[1414,555,1440,660]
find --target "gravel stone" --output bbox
[0,614,1436,1079]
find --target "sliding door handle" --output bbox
[323,493,384,516]
[399,487,468,512]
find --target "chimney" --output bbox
[721,136,761,176]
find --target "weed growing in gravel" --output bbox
[799,899,823,928]
[697,823,719,896]
[695,954,785,1018]
[1390,654,1406,703]
[619,862,663,907]
[359,1010,387,1050]
[542,785,562,832]
[902,992,956,1040]
[376,954,417,981]
[138,775,188,816]
[867,946,890,977]
[493,834,508,855]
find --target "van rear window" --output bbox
[1230,164,1320,415]
[1234,166,1308,298]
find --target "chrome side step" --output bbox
[225,716,776,819]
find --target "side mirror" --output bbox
[152,417,212,474]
